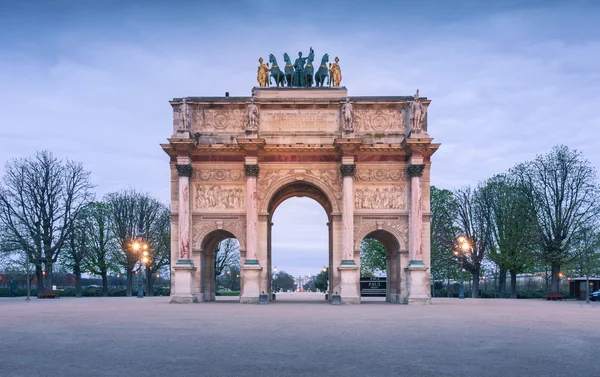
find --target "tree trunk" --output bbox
[101,271,108,297]
[471,272,480,298]
[36,265,43,292]
[75,265,82,298]
[45,262,54,290]
[509,270,517,299]
[498,267,507,298]
[447,275,450,298]
[126,270,133,296]
[586,276,590,304]
[551,264,561,292]
[147,274,154,297]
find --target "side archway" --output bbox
[355,220,409,303]
[192,223,244,302]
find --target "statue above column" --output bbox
[407,90,428,136]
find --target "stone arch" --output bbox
[194,227,243,302]
[354,220,407,253]
[259,173,341,215]
[192,219,246,252]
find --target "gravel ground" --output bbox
[2,295,599,377]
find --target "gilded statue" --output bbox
[408,89,427,134]
[328,56,342,87]
[257,57,270,87]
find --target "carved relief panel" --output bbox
[192,167,245,211]
[354,166,407,210]
[353,108,405,132]
[355,186,406,210]
[192,107,245,133]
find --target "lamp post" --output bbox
[454,235,472,300]
[132,233,150,299]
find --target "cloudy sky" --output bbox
[1,0,599,277]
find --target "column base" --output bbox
[406,261,430,305]
[240,263,262,303]
[337,263,360,304]
[170,261,198,304]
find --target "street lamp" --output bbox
[132,233,150,299]
[453,234,472,299]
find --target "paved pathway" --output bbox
[2,296,599,377]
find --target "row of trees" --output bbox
[431,145,600,298]
[0,151,171,297]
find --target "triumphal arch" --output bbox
[162,53,439,304]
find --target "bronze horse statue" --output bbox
[304,47,315,87]
[315,53,329,87]
[283,53,294,87]
[268,54,285,87]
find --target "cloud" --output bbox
[1,1,599,274]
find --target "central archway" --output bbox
[263,181,337,301]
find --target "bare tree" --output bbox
[516,145,600,292]
[0,151,93,291]
[480,173,537,298]
[105,190,164,296]
[61,212,89,297]
[430,186,461,295]
[145,204,171,296]
[81,202,117,297]
[454,186,491,298]
[215,238,239,277]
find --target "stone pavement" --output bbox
[2,296,599,377]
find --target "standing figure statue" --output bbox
[283,53,294,87]
[179,98,192,130]
[315,53,329,87]
[246,99,259,132]
[329,57,342,87]
[257,57,270,87]
[407,89,427,134]
[292,49,310,87]
[341,98,354,132]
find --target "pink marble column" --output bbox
[407,164,425,263]
[176,164,193,262]
[340,164,356,263]
[244,164,259,263]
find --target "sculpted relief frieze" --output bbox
[194,185,245,210]
[354,108,404,132]
[192,169,244,182]
[355,186,406,210]
[193,108,245,132]
[356,168,405,182]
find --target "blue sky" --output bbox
[1,0,599,277]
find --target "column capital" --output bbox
[340,164,356,177]
[407,164,425,178]
[176,164,193,177]
[244,164,260,177]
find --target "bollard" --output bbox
[258,291,269,304]
[331,291,342,305]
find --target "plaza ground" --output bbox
[2,294,599,377]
